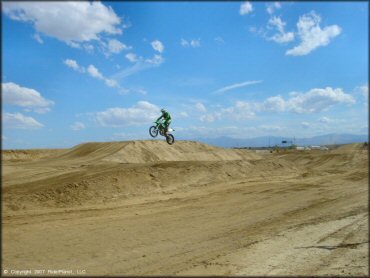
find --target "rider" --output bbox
[156,108,172,134]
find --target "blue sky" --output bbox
[2,1,368,149]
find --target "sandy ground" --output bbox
[2,140,368,276]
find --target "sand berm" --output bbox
[2,140,368,275]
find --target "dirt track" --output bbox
[2,141,368,276]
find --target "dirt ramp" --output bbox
[102,140,260,163]
[334,142,368,152]
[56,142,130,160]
[56,140,260,163]
[2,149,67,162]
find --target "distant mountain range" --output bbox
[190,133,369,148]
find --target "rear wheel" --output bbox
[149,126,158,137]
[166,134,175,145]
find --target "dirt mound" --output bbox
[334,142,368,152]
[2,139,368,276]
[57,140,260,163]
[2,149,67,162]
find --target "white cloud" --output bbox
[287,87,355,113]
[71,121,86,131]
[125,53,139,63]
[267,16,295,43]
[356,84,368,99]
[181,38,189,47]
[105,79,119,88]
[190,39,201,47]
[200,114,216,123]
[83,44,94,53]
[195,102,207,113]
[64,59,85,72]
[262,87,355,113]
[2,82,54,113]
[87,65,104,80]
[262,95,286,112]
[33,33,43,44]
[319,116,331,123]
[199,101,255,123]
[214,36,225,44]
[301,121,310,128]
[214,80,262,94]
[64,60,118,88]
[96,101,160,127]
[151,40,164,53]
[266,2,281,14]
[223,101,256,120]
[107,39,129,55]
[240,2,253,15]
[145,54,164,65]
[3,112,44,129]
[118,88,147,95]
[179,111,189,118]
[181,38,201,48]
[3,2,122,46]
[286,11,341,56]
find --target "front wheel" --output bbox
[166,134,175,145]
[149,126,158,137]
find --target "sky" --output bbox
[2,1,369,149]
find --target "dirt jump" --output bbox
[2,140,368,276]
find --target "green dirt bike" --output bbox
[149,120,175,145]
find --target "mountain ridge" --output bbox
[190,133,368,148]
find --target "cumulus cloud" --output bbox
[105,79,119,88]
[179,111,189,118]
[262,95,286,112]
[195,102,207,113]
[214,36,225,44]
[200,114,216,123]
[64,59,118,87]
[267,16,295,43]
[64,59,85,72]
[240,2,253,15]
[3,112,44,129]
[301,121,310,128]
[33,33,43,44]
[286,11,341,56]
[287,87,355,113]
[355,84,368,99]
[262,87,355,113]
[3,2,122,46]
[181,38,201,48]
[71,121,86,131]
[151,40,164,53]
[145,54,164,65]
[2,82,54,113]
[223,101,256,120]
[96,101,160,127]
[266,2,281,14]
[87,65,104,80]
[107,39,129,55]
[125,53,139,63]
[214,80,262,94]
[319,116,331,123]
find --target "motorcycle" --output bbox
[149,120,175,145]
